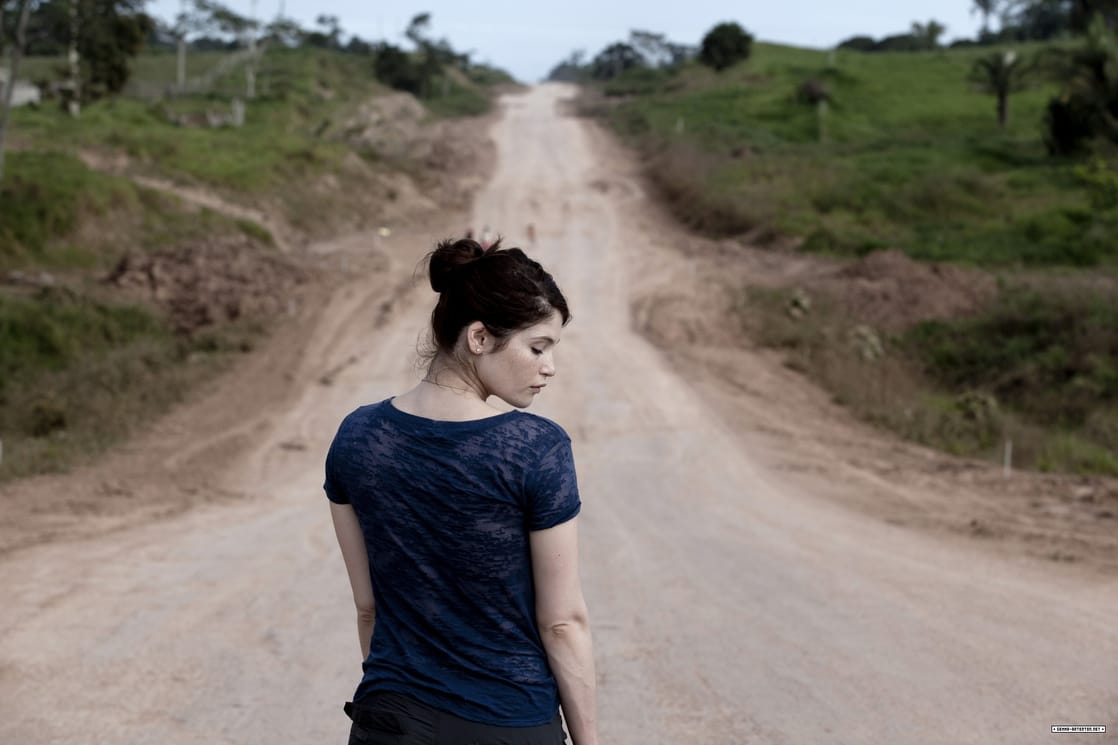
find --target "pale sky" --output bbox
[147,0,986,82]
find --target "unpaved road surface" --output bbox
[2,86,1115,744]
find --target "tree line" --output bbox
[547,22,754,82]
[0,5,507,181]
[550,5,1117,156]
[839,0,1118,51]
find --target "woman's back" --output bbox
[325,399,581,726]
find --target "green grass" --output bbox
[0,285,262,482]
[0,287,165,389]
[19,50,234,97]
[0,151,136,264]
[905,286,1118,430]
[665,40,1118,477]
[739,282,1118,476]
[13,47,501,196]
[12,48,379,193]
[600,41,1118,268]
[423,73,492,118]
[0,150,273,271]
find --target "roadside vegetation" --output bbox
[0,4,508,483]
[555,0,1118,476]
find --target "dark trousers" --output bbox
[344,691,568,745]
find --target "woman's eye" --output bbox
[531,348,543,355]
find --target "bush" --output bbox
[875,33,928,53]
[1044,95,1100,155]
[1075,157,1118,209]
[698,22,754,72]
[905,286,1118,428]
[373,43,427,95]
[838,35,877,52]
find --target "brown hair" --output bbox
[423,237,571,358]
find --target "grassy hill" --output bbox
[596,41,1116,267]
[589,41,1118,476]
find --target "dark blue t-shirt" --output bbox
[323,398,581,726]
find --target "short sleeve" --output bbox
[323,429,350,505]
[525,437,581,530]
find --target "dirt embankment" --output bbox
[0,96,496,557]
[597,121,1118,575]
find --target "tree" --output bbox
[262,15,304,47]
[0,0,36,181]
[969,49,1031,127]
[698,21,753,71]
[404,11,429,49]
[998,1,1118,39]
[398,12,464,94]
[911,19,947,49]
[590,42,643,80]
[546,49,586,82]
[344,35,372,55]
[373,42,424,95]
[30,0,152,101]
[1042,13,1118,151]
[973,0,1002,35]
[837,35,878,52]
[627,30,692,70]
[302,13,340,49]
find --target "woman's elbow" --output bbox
[355,600,376,624]
[538,606,590,638]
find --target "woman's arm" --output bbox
[530,517,599,745]
[330,502,375,659]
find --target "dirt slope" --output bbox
[0,85,1114,745]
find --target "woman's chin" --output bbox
[498,394,533,409]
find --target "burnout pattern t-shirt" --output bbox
[323,398,582,727]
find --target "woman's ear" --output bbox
[467,321,487,354]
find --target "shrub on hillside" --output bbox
[1044,95,1102,154]
[1042,16,1118,154]
[698,22,753,72]
[906,286,1118,429]
[837,35,877,52]
[373,43,427,95]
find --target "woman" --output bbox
[324,237,599,745]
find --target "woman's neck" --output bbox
[393,363,500,420]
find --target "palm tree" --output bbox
[911,19,947,50]
[971,0,1001,37]
[970,49,1030,128]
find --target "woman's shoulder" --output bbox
[332,400,391,435]
[506,410,571,448]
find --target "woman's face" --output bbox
[475,311,562,409]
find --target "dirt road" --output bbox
[1,85,1114,744]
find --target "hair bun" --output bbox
[429,238,486,293]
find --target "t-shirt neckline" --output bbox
[384,397,520,431]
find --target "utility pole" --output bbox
[245,0,257,99]
[176,0,187,91]
[0,0,33,182]
[68,0,80,116]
